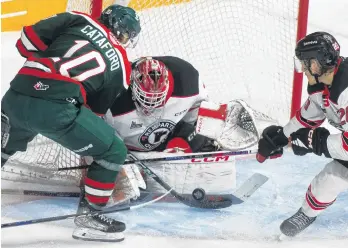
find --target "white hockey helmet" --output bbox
[131,57,171,116]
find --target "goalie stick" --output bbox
[1,172,268,229]
[58,149,258,171]
[1,173,269,205]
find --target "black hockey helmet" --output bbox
[294,32,340,77]
[100,4,141,48]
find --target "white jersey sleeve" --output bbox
[181,80,209,125]
[283,93,326,138]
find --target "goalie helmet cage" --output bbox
[1,0,309,189]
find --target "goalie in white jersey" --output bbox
[105,56,260,154]
[257,32,348,237]
[103,56,262,205]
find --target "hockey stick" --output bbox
[1,173,268,205]
[58,149,258,171]
[1,188,239,204]
[127,152,233,209]
[1,189,172,228]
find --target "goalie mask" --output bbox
[131,58,171,118]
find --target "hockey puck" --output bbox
[192,188,205,201]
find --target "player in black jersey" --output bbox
[1,5,140,242]
[256,32,348,237]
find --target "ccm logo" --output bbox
[308,129,314,148]
[196,118,203,132]
[191,156,230,163]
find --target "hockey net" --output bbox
[2,0,309,192]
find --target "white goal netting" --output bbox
[2,0,306,191]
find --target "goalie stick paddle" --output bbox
[127,152,233,209]
[58,149,258,171]
[1,189,172,229]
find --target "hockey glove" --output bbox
[290,127,331,157]
[256,125,288,163]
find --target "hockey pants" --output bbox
[301,160,348,217]
[1,89,127,206]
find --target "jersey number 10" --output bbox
[59,40,106,81]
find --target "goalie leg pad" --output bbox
[106,163,146,207]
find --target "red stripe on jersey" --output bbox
[16,39,34,58]
[24,26,48,51]
[295,111,324,128]
[18,68,87,103]
[342,132,348,151]
[295,111,312,128]
[334,58,343,75]
[198,104,227,120]
[85,177,115,190]
[85,193,110,205]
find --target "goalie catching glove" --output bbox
[196,100,268,151]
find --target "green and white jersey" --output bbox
[11,11,131,115]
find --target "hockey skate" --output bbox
[280,208,317,237]
[72,195,126,242]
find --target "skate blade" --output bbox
[72,227,125,242]
[276,233,293,242]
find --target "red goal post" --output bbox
[291,0,309,118]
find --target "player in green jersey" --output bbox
[1,4,140,242]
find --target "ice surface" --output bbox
[1,0,348,247]
[2,152,348,247]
